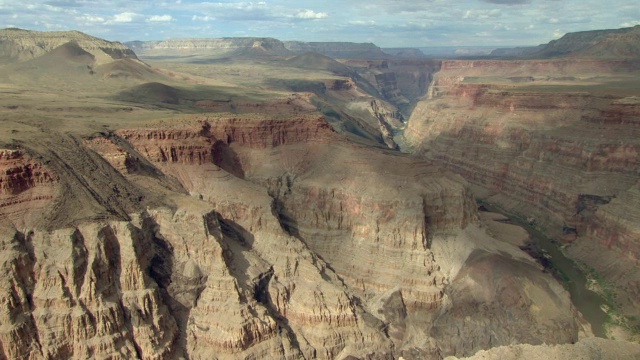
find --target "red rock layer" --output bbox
[0,149,58,228]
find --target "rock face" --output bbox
[404,58,640,328]
[0,28,137,64]
[0,112,585,359]
[0,149,58,229]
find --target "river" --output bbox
[480,203,610,338]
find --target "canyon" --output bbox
[0,26,639,360]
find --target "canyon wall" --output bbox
[0,114,585,359]
[405,58,640,324]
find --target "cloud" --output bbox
[620,20,640,27]
[192,15,214,21]
[481,0,530,4]
[294,9,328,19]
[79,14,105,23]
[107,11,139,23]
[147,14,172,22]
[463,9,501,20]
[552,29,565,38]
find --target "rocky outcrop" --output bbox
[0,28,137,64]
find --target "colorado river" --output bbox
[480,203,610,338]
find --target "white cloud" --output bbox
[147,14,172,22]
[109,12,138,23]
[463,9,501,20]
[80,14,105,23]
[349,20,376,25]
[295,9,328,19]
[620,20,640,27]
[192,15,214,21]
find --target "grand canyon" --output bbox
[1,24,640,360]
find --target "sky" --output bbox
[1,0,639,47]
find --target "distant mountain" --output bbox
[125,37,293,59]
[283,41,390,59]
[489,45,543,57]
[492,25,640,59]
[382,48,426,58]
[0,28,137,64]
[126,38,394,60]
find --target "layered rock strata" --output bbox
[404,59,640,326]
[0,149,58,229]
[0,114,586,359]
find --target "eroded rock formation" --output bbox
[0,113,586,359]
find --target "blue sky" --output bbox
[1,0,639,47]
